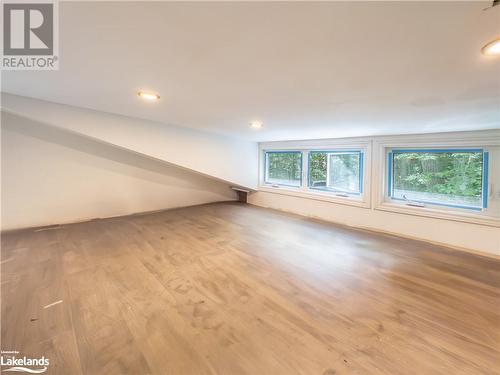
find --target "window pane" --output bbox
[309,152,327,188]
[265,152,302,187]
[392,151,483,208]
[329,153,361,192]
[309,152,361,193]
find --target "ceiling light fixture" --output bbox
[249,121,263,129]
[481,38,500,56]
[137,91,160,101]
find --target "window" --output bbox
[387,149,488,210]
[264,151,302,187]
[309,151,363,195]
[261,148,367,203]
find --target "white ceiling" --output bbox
[2,1,499,141]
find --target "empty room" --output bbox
[1,1,499,374]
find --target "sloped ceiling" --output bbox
[2,94,258,189]
[1,1,499,141]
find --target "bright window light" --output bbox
[309,151,363,195]
[387,149,488,210]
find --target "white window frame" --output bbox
[259,138,371,208]
[373,132,500,227]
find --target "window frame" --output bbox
[259,140,371,208]
[386,148,488,212]
[263,150,303,188]
[258,132,498,227]
[308,150,364,196]
[372,133,499,227]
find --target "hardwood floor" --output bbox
[1,202,499,375]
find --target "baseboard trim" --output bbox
[352,225,500,261]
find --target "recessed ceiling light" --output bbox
[481,38,500,56]
[249,121,263,129]
[137,91,160,101]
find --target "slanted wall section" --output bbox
[1,111,239,230]
[1,93,258,190]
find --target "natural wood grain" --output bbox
[2,202,499,374]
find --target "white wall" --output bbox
[1,93,259,189]
[1,112,236,230]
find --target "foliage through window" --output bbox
[389,149,487,209]
[264,151,302,187]
[309,151,362,194]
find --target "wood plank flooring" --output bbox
[1,202,499,375]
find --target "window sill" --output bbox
[375,201,500,227]
[258,185,370,208]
